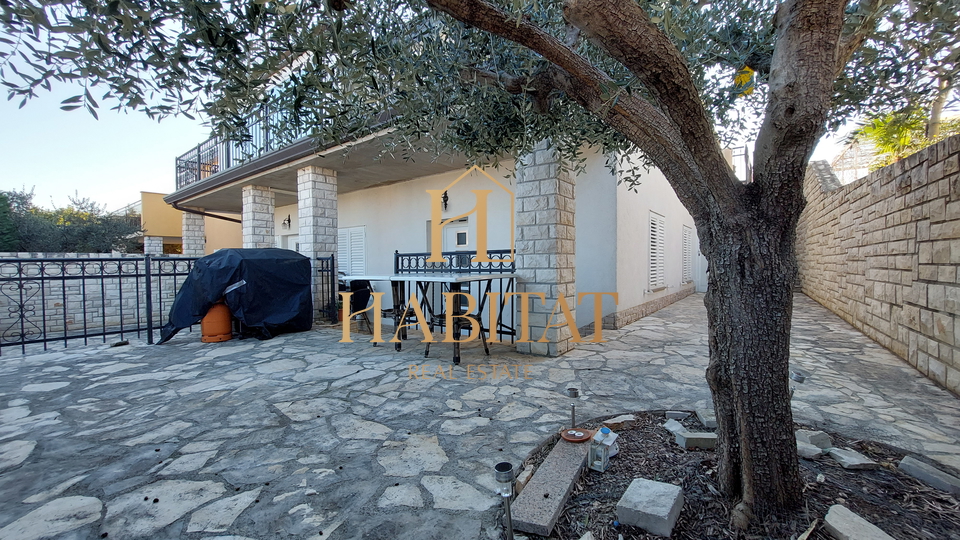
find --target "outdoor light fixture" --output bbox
[442,190,449,211]
[789,370,806,399]
[494,461,515,540]
[281,215,292,229]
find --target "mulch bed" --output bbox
[518,411,960,540]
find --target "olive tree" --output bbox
[2,0,956,522]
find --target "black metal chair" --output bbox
[347,280,374,336]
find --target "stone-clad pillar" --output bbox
[241,185,275,248]
[143,236,164,256]
[514,141,576,356]
[298,166,338,316]
[181,212,206,256]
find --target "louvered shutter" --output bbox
[649,213,666,289]
[337,226,366,276]
[682,226,693,283]
[348,227,365,275]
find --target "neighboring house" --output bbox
[115,192,242,255]
[164,107,714,354]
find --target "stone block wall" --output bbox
[797,135,960,394]
[143,236,164,256]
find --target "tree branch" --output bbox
[424,0,736,221]
[563,0,738,193]
[835,0,894,76]
[752,0,847,220]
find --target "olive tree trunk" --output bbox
[704,215,803,516]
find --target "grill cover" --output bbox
[159,248,312,344]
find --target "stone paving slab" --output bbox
[0,293,957,539]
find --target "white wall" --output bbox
[323,149,696,324]
[574,148,619,328]
[615,155,697,310]
[274,204,300,250]
[337,166,516,302]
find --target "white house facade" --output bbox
[167,121,702,355]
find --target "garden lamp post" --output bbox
[494,461,515,540]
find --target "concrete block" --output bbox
[603,414,637,430]
[827,448,879,470]
[797,441,824,459]
[663,419,686,434]
[675,431,717,450]
[665,411,690,420]
[824,504,895,540]
[695,408,717,428]
[796,429,832,449]
[512,440,589,537]
[898,455,960,495]
[616,478,684,537]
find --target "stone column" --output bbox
[241,185,276,248]
[181,212,206,256]
[514,141,577,356]
[143,236,164,256]
[298,166,338,316]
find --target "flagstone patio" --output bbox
[0,293,958,540]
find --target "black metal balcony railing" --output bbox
[394,249,516,274]
[175,103,312,190]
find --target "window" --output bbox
[337,226,366,275]
[456,231,468,247]
[682,226,694,283]
[649,212,666,290]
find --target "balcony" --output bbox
[174,103,312,190]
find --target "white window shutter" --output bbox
[649,213,666,290]
[349,227,365,275]
[682,226,693,283]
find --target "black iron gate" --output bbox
[316,254,338,324]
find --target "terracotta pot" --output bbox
[201,302,233,343]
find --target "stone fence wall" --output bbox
[796,135,960,395]
[0,252,197,353]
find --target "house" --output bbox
[164,106,710,355]
[114,192,242,255]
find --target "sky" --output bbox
[0,87,210,212]
[0,84,850,212]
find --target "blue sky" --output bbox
[0,86,210,211]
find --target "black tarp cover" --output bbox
[158,248,313,344]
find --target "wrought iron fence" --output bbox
[394,249,516,274]
[316,254,337,324]
[175,102,312,190]
[0,255,199,355]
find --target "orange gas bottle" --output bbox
[201,301,233,343]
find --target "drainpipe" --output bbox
[171,202,242,224]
